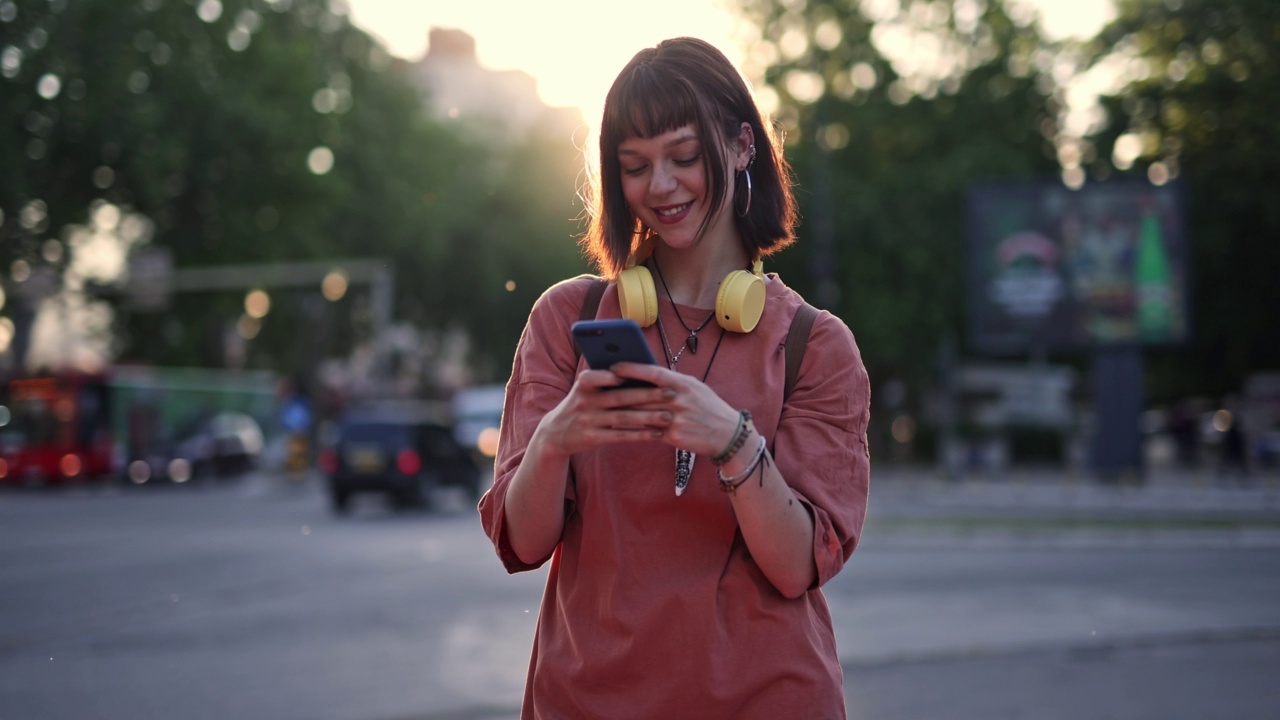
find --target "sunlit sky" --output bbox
[344,0,1115,122]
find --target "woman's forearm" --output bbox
[501,427,574,565]
[723,432,817,599]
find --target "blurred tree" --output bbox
[1083,0,1280,401]
[0,0,585,387]
[424,121,591,381]
[734,0,1062,391]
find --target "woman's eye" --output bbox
[622,165,647,176]
[675,154,701,166]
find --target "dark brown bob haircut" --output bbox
[581,37,797,279]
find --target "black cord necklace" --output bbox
[655,315,726,496]
[656,315,726,377]
[651,254,716,354]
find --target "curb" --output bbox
[839,624,1280,670]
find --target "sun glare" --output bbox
[347,0,1109,125]
[345,0,745,128]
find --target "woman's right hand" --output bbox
[504,365,672,565]
[534,366,676,458]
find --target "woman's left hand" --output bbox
[610,362,738,456]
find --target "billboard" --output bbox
[967,180,1190,355]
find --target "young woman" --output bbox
[479,37,871,719]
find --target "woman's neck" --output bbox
[650,236,750,309]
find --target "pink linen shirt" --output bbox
[479,273,871,720]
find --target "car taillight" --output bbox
[396,449,421,476]
[60,454,82,478]
[318,448,339,474]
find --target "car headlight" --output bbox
[476,427,500,458]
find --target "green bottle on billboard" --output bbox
[1135,206,1173,342]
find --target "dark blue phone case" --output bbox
[571,319,657,389]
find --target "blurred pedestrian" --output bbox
[478,37,871,719]
[1167,399,1199,469]
[1218,396,1248,484]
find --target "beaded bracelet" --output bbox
[717,435,767,493]
[711,410,753,466]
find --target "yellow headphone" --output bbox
[616,239,767,334]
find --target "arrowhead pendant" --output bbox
[675,449,695,496]
[687,334,698,354]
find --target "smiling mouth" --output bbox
[655,202,692,217]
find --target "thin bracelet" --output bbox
[711,410,752,466]
[717,435,767,493]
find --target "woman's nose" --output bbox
[648,164,677,196]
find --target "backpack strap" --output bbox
[573,278,608,363]
[784,303,818,401]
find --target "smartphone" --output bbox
[571,319,657,389]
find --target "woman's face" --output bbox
[617,124,730,252]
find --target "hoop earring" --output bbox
[737,141,752,217]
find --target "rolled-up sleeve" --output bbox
[772,311,871,588]
[477,276,594,573]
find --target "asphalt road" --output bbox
[1,472,1278,720]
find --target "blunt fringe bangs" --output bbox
[583,37,797,278]
[602,63,701,150]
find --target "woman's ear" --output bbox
[736,122,756,171]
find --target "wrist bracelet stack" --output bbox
[711,409,769,493]
[711,410,753,466]
[717,435,767,493]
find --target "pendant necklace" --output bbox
[656,306,726,497]
[652,255,716,358]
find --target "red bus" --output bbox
[0,367,278,487]
[0,373,115,486]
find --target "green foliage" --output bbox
[739,0,1277,410]
[5,0,1270,408]
[0,0,586,382]
[1084,0,1280,401]
[423,125,591,380]
[736,0,1060,388]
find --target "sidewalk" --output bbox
[862,463,1280,550]
[820,465,1280,720]
[871,463,1280,514]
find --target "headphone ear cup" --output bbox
[616,265,658,327]
[715,270,766,333]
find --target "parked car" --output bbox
[319,402,480,513]
[178,412,265,476]
[124,411,265,485]
[451,384,505,460]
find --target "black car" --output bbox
[320,405,480,513]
